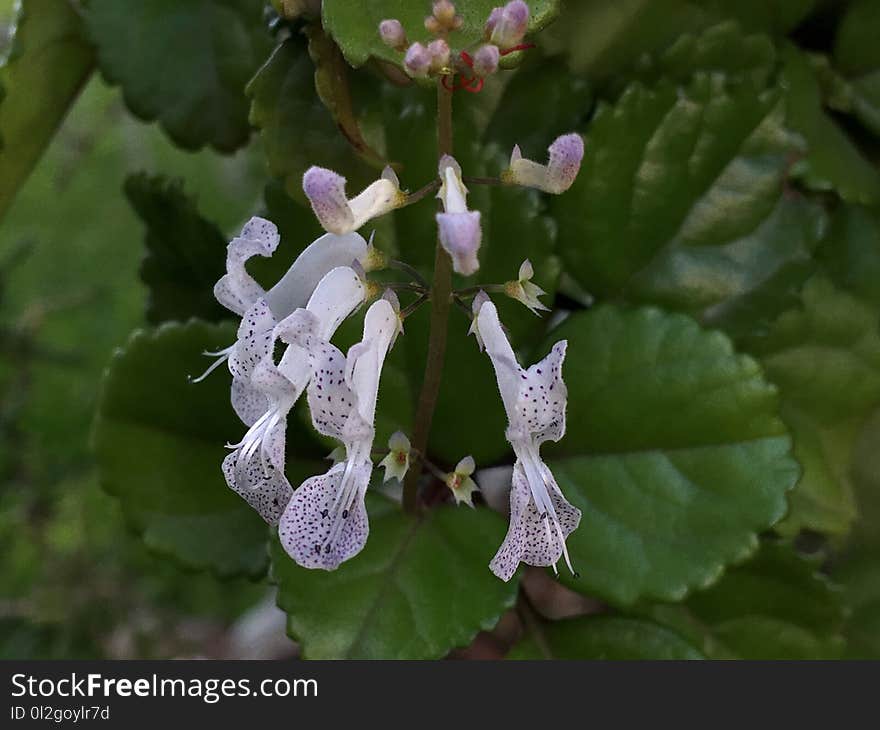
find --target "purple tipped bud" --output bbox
[427,39,451,72]
[484,7,502,37]
[302,166,354,233]
[489,0,529,49]
[379,19,407,50]
[437,211,482,276]
[547,133,585,193]
[404,42,432,77]
[472,44,500,77]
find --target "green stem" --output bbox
[402,80,454,515]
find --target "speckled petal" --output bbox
[489,459,580,580]
[279,462,372,570]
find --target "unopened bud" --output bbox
[487,0,529,49]
[427,39,451,72]
[472,44,500,77]
[379,19,407,51]
[404,42,432,77]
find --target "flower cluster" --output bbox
[382,1,532,89]
[201,0,586,581]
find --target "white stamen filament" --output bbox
[189,344,235,383]
[323,451,366,555]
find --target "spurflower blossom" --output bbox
[379,431,411,483]
[303,166,406,235]
[472,298,581,581]
[201,217,368,425]
[505,259,550,315]
[485,1,529,50]
[436,155,482,276]
[222,266,367,524]
[278,298,398,570]
[502,133,585,194]
[446,456,479,507]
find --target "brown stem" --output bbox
[402,80,455,515]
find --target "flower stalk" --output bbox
[403,78,455,514]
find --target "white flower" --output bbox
[279,298,399,570]
[501,133,584,194]
[199,216,368,426]
[436,155,482,276]
[445,456,479,507]
[473,298,581,581]
[303,166,406,235]
[378,431,411,483]
[505,259,550,315]
[222,266,367,525]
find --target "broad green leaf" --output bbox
[838,552,880,659]
[247,34,375,205]
[833,0,880,137]
[85,0,272,152]
[752,276,880,536]
[124,173,228,325]
[94,321,324,577]
[650,542,845,659]
[544,306,797,605]
[271,495,516,659]
[553,76,826,340]
[544,0,812,80]
[509,615,703,659]
[483,59,593,156]
[0,0,95,221]
[821,202,880,311]
[782,46,880,205]
[321,0,560,68]
[623,21,776,92]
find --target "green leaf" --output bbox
[628,21,776,91]
[94,321,323,578]
[0,0,95,221]
[271,495,516,659]
[545,0,812,80]
[553,75,827,339]
[782,46,880,205]
[752,276,880,536]
[247,34,375,205]
[124,173,228,325]
[321,0,560,68]
[650,542,845,659]
[833,0,880,137]
[483,58,593,156]
[85,0,272,152]
[836,545,880,659]
[509,615,703,659]
[821,202,880,311]
[544,306,797,605]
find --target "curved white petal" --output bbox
[265,233,368,320]
[474,300,523,421]
[214,217,280,316]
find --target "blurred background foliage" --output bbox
[1,0,879,659]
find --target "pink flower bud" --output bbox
[379,19,407,51]
[489,0,529,49]
[484,7,502,38]
[472,44,500,77]
[546,133,584,193]
[427,39,451,72]
[404,42,432,77]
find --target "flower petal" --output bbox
[489,459,581,581]
[437,211,481,276]
[515,341,568,444]
[475,300,523,420]
[213,217,279,316]
[265,234,367,321]
[279,462,372,570]
[222,449,292,525]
